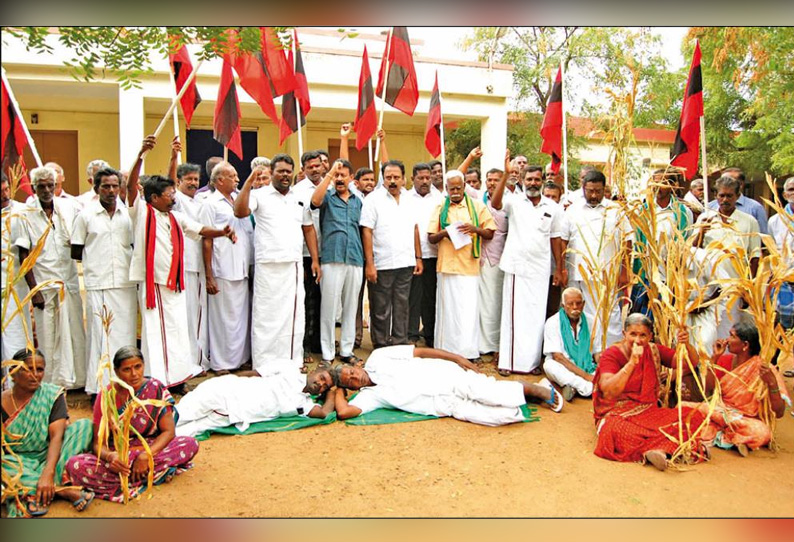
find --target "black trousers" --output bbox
[303,257,322,354]
[408,257,437,347]
[368,266,414,349]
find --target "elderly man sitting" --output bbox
[542,287,595,401]
[331,345,563,426]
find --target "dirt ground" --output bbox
[46,340,794,518]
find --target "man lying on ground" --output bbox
[174,362,335,437]
[331,345,563,426]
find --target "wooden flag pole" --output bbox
[293,29,304,159]
[438,72,446,178]
[1,68,43,167]
[152,60,203,141]
[373,27,394,175]
[700,115,709,206]
[560,60,569,194]
[168,64,183,163]
[368,139,373,171]
[223,145,228,162]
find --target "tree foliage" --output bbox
[689,27,794,176]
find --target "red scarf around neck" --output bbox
[145,203,185,309]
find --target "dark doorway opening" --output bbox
[185,129,258,188]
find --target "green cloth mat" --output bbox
[344,403,540,426]
[194,412,337,441]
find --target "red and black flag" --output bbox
[261,27,297,97]
[376,27,419,116]
[670,41,704,180]
[424,71,443,158]
[1,76,33,195]
[279,32,311,145]
[169,42,202,128]
[353,45,377,151]
[230,50,280,126]
[540,67,563,174]
[213,58,243,160]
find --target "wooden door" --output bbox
[23,130,80,199]
[327,139,372,174]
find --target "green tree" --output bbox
[689,27,794,176]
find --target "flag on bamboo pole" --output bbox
[1,77,32,195]
[670,41,704,180]
[376,27,419,116]
[424,71,443,158]
[213,58,243,159]
[279,34,311,145]
[354,45,377,151]
[540,67,563,174]
[261,27,297,97]
[168,42,202,128]
[230,50,280,126]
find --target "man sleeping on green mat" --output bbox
[174,361,335,437]
[332,345,564,426]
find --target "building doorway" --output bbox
[185,129,258,188]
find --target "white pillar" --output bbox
[480,108,508,172]
[118,85,145,172]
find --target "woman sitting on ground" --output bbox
[592,313,709,471]
[691,322,790,456]
[65,346,199,502]
[1,348,93,516]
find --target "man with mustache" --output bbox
[428,170,496,361]
[360,160,423,349]
[694,174,761,339]
[543,287,595,401]
[492,158,567,375]
[311,160,365,367]
[706,167,769,234]
[127,135,236,390]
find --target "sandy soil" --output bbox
[47,345,794,518]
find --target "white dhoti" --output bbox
[499,273,548,374]
[434,273,480,359]
[443,371,526,426]
[139,282,201,387]
[207,277,251,371]
[84,287,137,394]
[252,262,304,370]
[569,279,622,354]
[543,358,594,397]
[2,282,32,361]
[687,305,719,357]
[319,263,363,361]
[478,259,504,354]
[35,288,86,389]
[184,270,209,370]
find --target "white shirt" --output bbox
[564,198,632,282]
[683,191,704,212]
[2,201,25,289]
[543,311,575,359]
[173,190,206,273]
[199,190,251,281]
[71,200,134,290]
[249,184,313,264]
[292,179,322,259]
[128,196,204,285]
[696,208,761,279]
[406,188,443,259]
[14,198,80,292]
[499,195,567,279]
[560,187,584,207]
[768,209,794,267]
[359,188,418,271]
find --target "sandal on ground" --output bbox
[318,359,333,369]
[538,378,564,413]
[301,355,313,374]
[498,369,511,377]
[783,369,794,378]
[492,352,500,364]
[736,443,750,457]
[72,489,94,512]
[340,355,364,367]
[25,498,49,517]
[643,450,668,471]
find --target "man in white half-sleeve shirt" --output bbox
[71,167,136,395]
[492,159,568,375]
[201,162,252,373]
[127,136,237,390]
[360,160,423,349]
[234,153,321,372]
[332,344,564,424]
[16,166,86,389]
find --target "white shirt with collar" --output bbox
[14,197,80,292]
[173,190,206,274]
[291,178,322,258]
[199,190,251,281]
[249,184,313,264]
[768,207,793,266]
[564,198,632,282]
[71,200,134,290]
[359,188,418,271]
[406,188,443,259]
[696,208,761,279]
[499,195,567,279]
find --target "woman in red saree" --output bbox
[593,314,708,470]
[694,322,790,455]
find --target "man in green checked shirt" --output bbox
[428,171,496,362]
